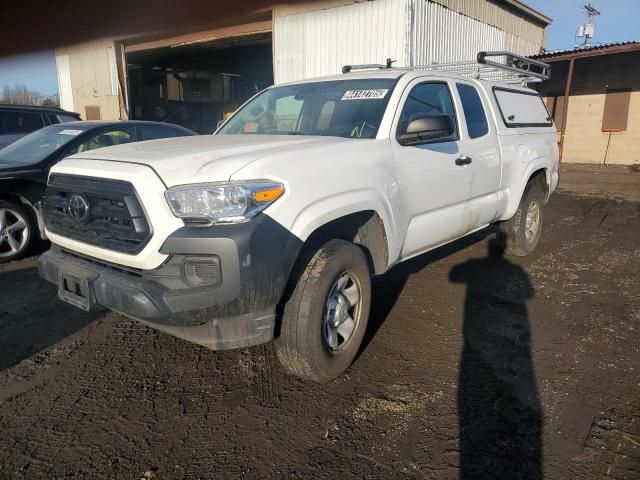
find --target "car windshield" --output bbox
[0,125,88,164]
[218,79,396,139]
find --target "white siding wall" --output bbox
[55,40,122,120]
[410,0,540,66]
[55,54,74,112]
[274,0,411,83]
[429,0,547,46]
[273,0,544,84]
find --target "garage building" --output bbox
[55,0,551,134]
[535,41,640,166]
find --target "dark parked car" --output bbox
[0,120,195,263]
[0,104,82,148]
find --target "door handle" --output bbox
[455,155,472,166]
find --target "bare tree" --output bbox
[40,97,60,108]
[1,84,43,106]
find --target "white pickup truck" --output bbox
[39,52,558,381]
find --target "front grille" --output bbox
[43,174,152,254]
[56,247,143,277]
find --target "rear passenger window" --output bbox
[457,84,489,138]
[0,111,44,134]
[58,114,80,123]
[141,125,184,140]
[494,87,552,127]
[47,114,61,125]
[75,127,136,153]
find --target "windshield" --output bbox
[0,125,87,164]
[218,79,396,139]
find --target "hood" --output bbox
[65,134,349,187]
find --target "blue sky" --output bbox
[0,0,638,96]
[526,0,640,51]
[0,50,58,96]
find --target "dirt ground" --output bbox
[0,164,638,479]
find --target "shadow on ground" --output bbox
[363,232,542,479]
[362,228,493,353]
[0,259,99,371]
[451,239,542,479]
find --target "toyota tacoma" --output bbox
[39,52,559,381]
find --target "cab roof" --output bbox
[277,69,538,94]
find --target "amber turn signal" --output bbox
[253,186,284,203]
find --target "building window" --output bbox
[602,88,631,132]
[85,105,101,120]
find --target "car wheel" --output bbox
[0,201,36,264]
[498,176,545,257]
[275,239,372,382]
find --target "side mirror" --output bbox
[397,113,454,146]
[216,119,225,130]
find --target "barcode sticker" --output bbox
[341,89,389,100]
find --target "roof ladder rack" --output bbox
[341,51,551,83]
[342,58,395,74]
[477,51,551,81]
[408,51,551,83]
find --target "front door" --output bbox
[391,80,473,259]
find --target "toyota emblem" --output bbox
[68,194,90,223]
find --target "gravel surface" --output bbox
[0,165,638,479]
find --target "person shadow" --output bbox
[449,238,542,480]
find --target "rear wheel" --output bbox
[498,177,545,256]
[275,239,372,382]
[0,201,35,264]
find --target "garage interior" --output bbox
[125,32,273,134]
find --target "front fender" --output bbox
[286,188,400,268]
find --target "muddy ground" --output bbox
[0,164,638,479]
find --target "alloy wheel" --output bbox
[0,207,30,258]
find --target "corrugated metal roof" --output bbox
[533,41,640,59]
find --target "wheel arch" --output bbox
[301,210,390,275]
[0,192,45,239]
[284,189,399,274]
[499,164,550,222]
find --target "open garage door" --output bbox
[125,27,273,134]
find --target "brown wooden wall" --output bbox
[538,51,640,165]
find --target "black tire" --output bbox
[498,177,546,257]
[0,200,36,264]
[274,239,372,382]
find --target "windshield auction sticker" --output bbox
[341,89,389,100]
[59,129,84,136]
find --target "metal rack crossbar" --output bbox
[341,51,551,84]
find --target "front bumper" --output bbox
[39,215,303,350]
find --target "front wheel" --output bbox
[498,177,545,256]
[0,201,36,264]
[275,239,372,382]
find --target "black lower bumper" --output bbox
[39,215,303,350]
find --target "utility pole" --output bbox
[577,4,601,47]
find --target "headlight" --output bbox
[165,180,284,224]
